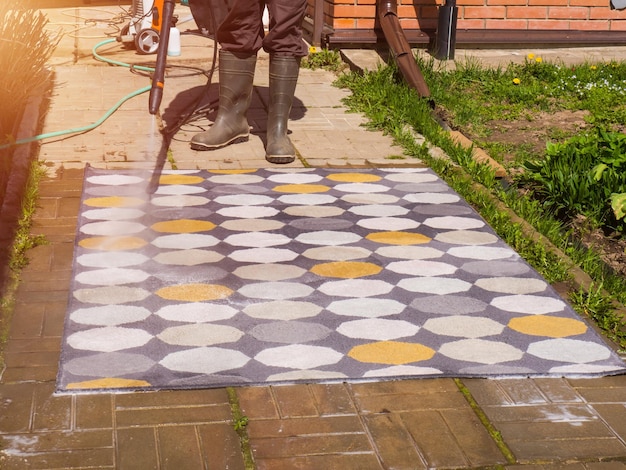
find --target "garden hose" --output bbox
[0,39,153,151]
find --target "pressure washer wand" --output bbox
[149,0,176,114]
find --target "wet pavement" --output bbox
[1,5,626,469]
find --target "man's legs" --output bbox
[190,0,308,163]
[190,0,262,151]
[265,55,300,163]
[263,0,307,163]
[189,50,257,150]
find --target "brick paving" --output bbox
[1,5,626,469]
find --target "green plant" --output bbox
[570,283,626,347]
[226,387,254,469]
[233,415,249,431]
[521,128,626,232]
[0,161,47,369]
[301,48,345,72]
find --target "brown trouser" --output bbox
[216,0,308,57]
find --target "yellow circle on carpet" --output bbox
[84,196,145,208]
[67,378,151,389]
[349,341,436,365]
[79,236,148,251]
[366,231,431,245]
[508,315,588,338]
[156,283,233,302]
[151,219,216,233]
[311,261,383,278]
[327,173,382,183]
[159,174,205,185]
[273,184,330,193]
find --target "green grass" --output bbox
[0,161,48,370]
[302,48,346,72]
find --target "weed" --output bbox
[233,415,249,431]
[226,387,255,469]
[520,128,626,233]
[302,48,345,72]
[0,161,47,369]
[570,283,626,346]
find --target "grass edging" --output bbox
[0,161,47,373]
[454,378,517,465]
[226,387,255,470]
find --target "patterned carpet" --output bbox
[56,166,626,392]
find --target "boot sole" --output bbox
[266,154,296,164]
[190,135,249,151]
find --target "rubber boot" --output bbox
[265,55,300,164]
[191,51,256,151]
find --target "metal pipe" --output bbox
[434,0,458,60]
[149,0,176,115]
[377,0,430,99]
[313,0,325,48]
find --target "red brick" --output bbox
[527,18,571,28]
[529,0,567,5]
[32,383,72,431]
[421,5,440,18]
[460,0,488,5]
[464,5,506,18]
[76,394,114,430]
[398,5,418,17]
[310,383,358,416]
[486,18,529,28]
[418,18,439,28]
[508,6,548,18]
[334,4,376,17]
[570,0,607,4]
[400,18,423,29]
[572,19,611,29]
[590,7,626,18]
[272,384,319,418]
[356,18,376,28]
[256,454,381,470]
[610,20,626,30]
[457,18,487,28]
[488,0,527,4]
[157,426,205,469]
[548,6,589,19]
[117,427,159,469]
[237,386,280,420]
[333,18,357,28]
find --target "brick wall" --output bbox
[308,0,626,33]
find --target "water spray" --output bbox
[149,0,176,114]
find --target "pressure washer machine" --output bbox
[117,0,228,54]
[117,0,169,54]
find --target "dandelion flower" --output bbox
[591,65,597,70]
[513,77,521,85]
[535,57,543,63]
[527,53,535,60]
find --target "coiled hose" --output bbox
[0,38,152,150]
